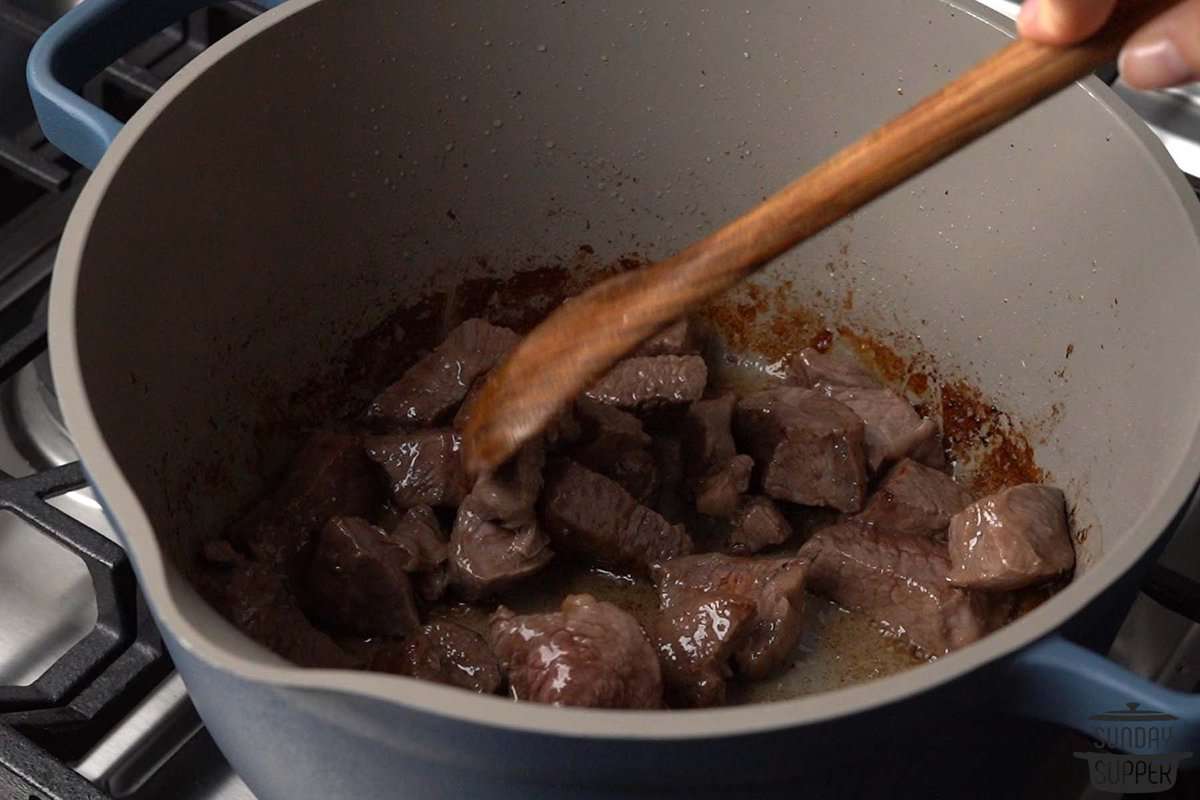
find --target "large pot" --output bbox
[28,0,1200,796]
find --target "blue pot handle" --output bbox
[27,0,286,169]
[1008,633,1200,755]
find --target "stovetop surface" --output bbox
[2,1,1200,798]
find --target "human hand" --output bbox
[1018,0,1198,88]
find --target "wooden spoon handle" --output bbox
[464,0,1177,473]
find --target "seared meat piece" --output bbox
[388,504,448,572]
[541,459,692,575]
[734,388,868,512]
[306,517,421,637]
[694,454,754,517]
[858,459,973,538]
[365,429,468,508]
[948,484,1074,590]
[634,318,696,357]
[727,496,792,554]
[201,538,240,565]
[827,386,940,472]
[471,440,545,526]
[585,355,707,410]
[651,592,756,707]
[368,318,519,427]
[801,522,996,656]
[387,621,501,694]
[490,594,663,708]
[789,347,879,390]
[654,553,808,679]
[449,505,553,600]
[211,561,359,669]
[682,394,738,476]
[572,399,659,502]
[229,431,380,572]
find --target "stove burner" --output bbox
[6,351,74,468]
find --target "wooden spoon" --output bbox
[463,0,1176,475]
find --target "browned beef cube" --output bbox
[801,522,997,656]
[585,355,708,410]
[694,454,754,517]
[306,517,421,637]
[385,621,501,694]
[727,496,792,554]
[541,459,692,575]
[368,318,519,427]
[634,317,697,357]
[490,594,663,708]
[448,498,553,599]
[388,504,448,572]
[827,386,940,472]
[470,439,545,526]
[948,484,1074,590]
[229,431,380,572]
[682,394,738,476]
[572,399,659,502]
[653,553,808,679]
[365,429,468,508]
[734,388,868,512]
[789,348,879,390]
[210,561,360,669]
[858,459,973,538]
[651,591,756,707]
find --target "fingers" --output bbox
[1017,0,1118,43]
[1119,0,1200,89]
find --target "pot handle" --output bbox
[27,0,286,169]
[1007,633,1200,755]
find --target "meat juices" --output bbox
[490,594,663,708]
[210,306,1072,709]
[948,484,1074,590]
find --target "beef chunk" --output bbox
[368,318,519,427]
[229,431,380,572]
[790,348,879,390]
[449,498,553,599]
[734,388,868,512]
[727,497,792,554]
[634,317,696,357]
[694,454,754,517]
[389,621,501,694]
[541,459,692,575]
[211,561,359,669]
[858,459,973,538]
[651,592,757,707]
[801,522,996,656]
[948,484,1074,591]
[471,439,545,525]
[827,386,940,471]
[306,517,421,637]
[585,355,707,409]
[572,399,659,502]
[388,504,448,571]
[490,594,663,708]
[201,538,240,565]
[651,437,687,524]
[654,554,808,679]
[365,429,468,508]
[682,394,738,476]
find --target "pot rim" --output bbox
[47,0,1200,739]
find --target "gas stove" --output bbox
[1,2,1199,799]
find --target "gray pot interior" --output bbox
[64,0,1200,676]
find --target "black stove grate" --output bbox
[0,4,261,798]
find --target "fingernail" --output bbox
[1119,37,1194,89]
[1017,0,1040,32]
